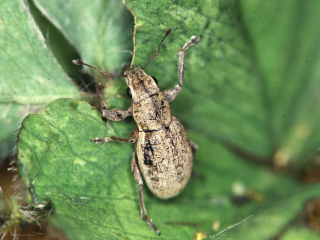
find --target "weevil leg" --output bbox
[131,151,160,235]
[96,82,132,121]
[162,85,182,102]
[92,128,138,144]
[190,139,198,154]
[178,35,202,88]
[163,35,202,102]
[101,107,132,121]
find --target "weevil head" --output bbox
[124,67,160,103]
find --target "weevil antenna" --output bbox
[73,60,124,78]
[142,27,172,70]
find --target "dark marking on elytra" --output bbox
[150,176,159,182]
[144,153,153,166]
[144,140,154,166]
[146,140,155,155]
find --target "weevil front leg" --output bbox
[131,151,160,235]
[163,35,202,102]
[96,82,132,121]
[92,82,134,143]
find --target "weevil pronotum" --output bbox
[73,27,201,235]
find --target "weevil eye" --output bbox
[151,76,158,85]
[127,87,132,98]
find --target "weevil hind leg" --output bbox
[163,35,202,102]
[131,150,160,235]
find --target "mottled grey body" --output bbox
[136,117,193,199]
[125,67,193,199]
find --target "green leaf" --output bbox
[18,99,132,238]
[210,184,320,239]
[17,98,309,240]
[32,0,133,74]
[0,0,134,159]
[240,1,320,165]
[0,0,79,158]
[282,225,320,240]
[16,0,320,239]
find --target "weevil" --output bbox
[73,27,201,235]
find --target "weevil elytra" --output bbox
[73,27,201,235]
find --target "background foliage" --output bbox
[1,0,320,239]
